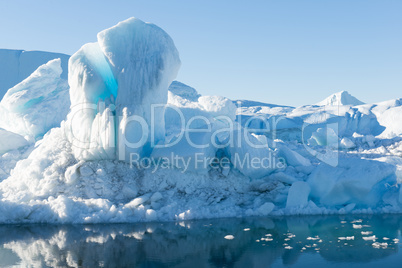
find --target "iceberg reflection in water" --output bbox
[0,215,402,267]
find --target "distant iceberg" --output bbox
[316,90,365,106]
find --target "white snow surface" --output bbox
[0,18,401,223]
[0,59,69,141]
[0,129,29,155]
[316,91,365,106]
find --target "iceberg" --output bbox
[0,58,69,141]
[0,49,69,98]
[316,91,365,106]
[0,17,401,223]
[237,93,400,142]
[65,17,181,161]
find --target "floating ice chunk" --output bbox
[361,231,373,235]
[338,236,354,240]
[261,237,270,241]
[363,235,376,241]
[372,242,388,249]
[286,181,310,209]
[224,235,235,240]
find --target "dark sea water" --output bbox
[1,214,402,267]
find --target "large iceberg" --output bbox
[0,17,401,223]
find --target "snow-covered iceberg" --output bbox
[316,91,365,106]
[0,17,401,223]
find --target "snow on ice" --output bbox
[0,59,69,141]
[0,49,69,98]
[0,17,401,223]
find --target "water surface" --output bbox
[1,214,402,267]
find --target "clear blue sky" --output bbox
[0,0,401,106]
